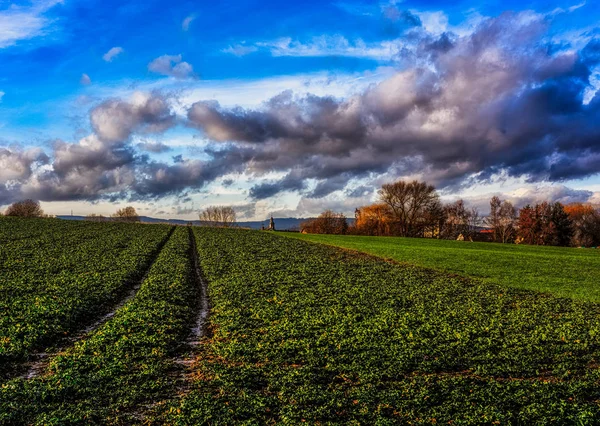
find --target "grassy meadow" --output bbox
[284,233,600,302]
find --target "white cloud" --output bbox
[103,46,124,62]
[221,44,258,57]
[0,91,4,102]
[414,11,449,34]
[176,70,393,111]
[0,1,62,48]
[182,14,196,31]
[80,73,91,85]
[254,35,404,60]
[148,54,196,79]
[549,1,586,16]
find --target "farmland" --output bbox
[285,233,600,302]
[0,218,173,378]
[2,220,600,424]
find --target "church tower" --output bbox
[268,216,275,231]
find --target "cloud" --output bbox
[187,12,600,199]
[0,148,48,184]
[249,172,307,200]
[221,44,259,57]
[182,14,196,31]
[254,35,404,60]
[4,11,600,214]
[0,92,206,204]
[0,91,4,102]
[148,54,196,79]
[232,203,256,219]
[0,1,62,48]
[80,73,91,85]
[103,46,124,62]
[137,141,172,153]
[90,92,176,143]
[383,7,422,27]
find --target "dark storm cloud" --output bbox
[187,12,600,199]
[249,171,307,200]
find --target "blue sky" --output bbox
[1,0,600,220]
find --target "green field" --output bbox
[2,219,600,424]
[284,233,600,302]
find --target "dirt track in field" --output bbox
[9,226,177,381]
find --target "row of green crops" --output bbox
[0,218,173,375]
[0,217,90,243]
[0,226,199,425]
[157,228,600,425]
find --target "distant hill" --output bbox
[55,215,351,231]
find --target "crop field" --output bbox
[285,233,600,302]
[2,220,600,424]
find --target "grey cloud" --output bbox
[345,185,373,198]
[186,12,600,198]
[5,12,600,209]
[0,147,48,184]
[148,54,196,79]
[309,174,354,198]
[249,170,307,200]
[91,93,176,143]
[233,203,256,219]
[0,91,200,205]
[103,47,124,62]
[137,141,172,153]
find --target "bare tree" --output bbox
[486,196,502,242]
[442,200,477,239]
[199,206,236,228]
[467,207,481,238]
[112,206,140,223]
[5,199,44,217]
[378,180,439,237]
[497,201,517,243]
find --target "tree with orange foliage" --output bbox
[564,203,600,247]
[353,203,393,236]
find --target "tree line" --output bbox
[301,180,600,247]
[4,183,600,247]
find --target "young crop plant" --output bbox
[0,226,201,425]
[0,219,173,378]
[156,228,600,425]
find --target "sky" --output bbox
[1,0,600,220]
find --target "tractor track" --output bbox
[6,226,177,381]
[171,228,211,376]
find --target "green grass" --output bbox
[283,233,600,302]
